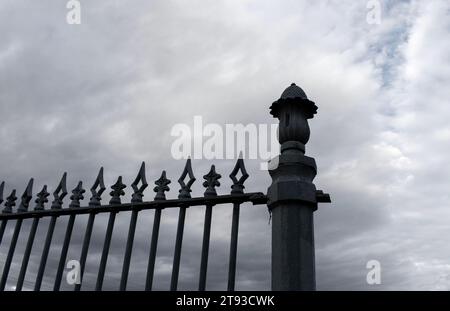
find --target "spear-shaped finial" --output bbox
[18,178,34,213]
[51,172,68,209]
[89,167,106,207]
[230,154,249,195]
[178,158,196,199]
[131,162,148,203]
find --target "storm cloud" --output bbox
[0,0,450,291]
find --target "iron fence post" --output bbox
[267,83,329,291]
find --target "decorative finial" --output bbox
[51,172,68,209]
[18,178,34,213]
[69,181,85,208]
[203,165,221,197]
[178,158,196,199]
[131,162,148,203]
[110,176,126,205]
[2,189,17,214]
[34,185,50,211]
[89,167,106,207]
[154,171,171,201]
[269,83,318,153]
[230,156,249,194]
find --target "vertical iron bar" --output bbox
[0,220,7,246]
[95,211,117,291]
[170,206,186,291]
[35,216,57,291]
[0,219,23,291]
[119,209,139,291]
[53,214,76,291]
[16,217,40,291]
[145,208,162,291]
[227,202,240,291]
[198,204,213,291]
[74,213,96,291]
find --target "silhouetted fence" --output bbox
[0,83,331,291]
[0,159,271,291]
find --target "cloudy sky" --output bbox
[0,0,450,291]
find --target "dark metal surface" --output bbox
[17,179,33,213]
[0,182,5,246]
[198,165,221,290]
[0,187,20,290]
[198,204,213,291]
[51,173,67,209]
[16,217,40,291]
[53,214,76,291]
[154,171,170,201]
[74,212,96,291]
[227,202,240,291]
[119,163,149,290]
[69,181,85,209]
[35,185,50,211]
[0,182,4,206]
[202,165,221,197]
[89,167,106,207]
[95,211,117,291]
[268,83,331,291]
[109,176,126,205]
[0,220,7,246]
[170,206,186,291]
[119,209,139,290]
[0,219,23,290]
[280,82,307,100]
[131,162,148,203]
[2,189,17,214]
[145,208,162,291]
[227,158,248,291]
[178,159,196,199]
[230,157,249,195]
[34,215,57,291]
[145,171,170,290]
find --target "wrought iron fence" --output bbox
[0,83,331,291]
[0,158,270,291]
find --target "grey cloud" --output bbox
[1,0,450,291]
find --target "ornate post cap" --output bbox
[270,83,318,154]
[267,83,319,209]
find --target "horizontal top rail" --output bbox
[0,193,268,220]
[0,189,332,220]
